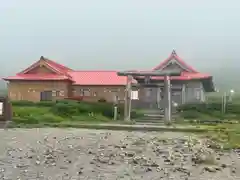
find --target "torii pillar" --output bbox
[124,75,132,121]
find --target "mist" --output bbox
[1,0,240,90]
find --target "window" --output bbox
[0,102,3,115]
[131,91,139,100]
[52,90,64,97]
[59,91,64,97]
[80,89,91,96]
[113,95,118,103]
[52,90,57,97]
[194,89,201,100]
[41,91,52,101]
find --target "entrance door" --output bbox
[40,91,52,101]
[144,88,158,109]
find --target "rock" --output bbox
[149,162,159,167]
[164,158,171,163]
[88,149,93,154]
[192,151,216,165]
[221,163,227,168]
[164,168,169,175]
[125,151,135,157]
[174,166,190,175]
[146,167,152,172]
[78,168,84,175]
[204,166,221,173]
[97,156,109,164]
[108,161,115,165]
[231,168,236,174]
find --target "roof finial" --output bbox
[171,49,177,56]
[40,56,45,60]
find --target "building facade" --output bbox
[3,56,128,102]
[126,50,215,109]
[3,51,214,106]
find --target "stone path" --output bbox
[0,128,239,179]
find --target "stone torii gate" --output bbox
[117,70,181,125]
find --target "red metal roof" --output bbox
[44,59,72,73]
[3,74,70,81]
[4,70,136,85]
[68,71,135,85]
[3,53,212,85]
[153,50,198,72]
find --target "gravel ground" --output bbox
[0,128,239,180]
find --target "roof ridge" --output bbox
[73,70,118,72]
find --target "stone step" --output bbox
[135,122,166,125]
[143,113,164,117]
[135,120,165,124]
[135,118,176,122]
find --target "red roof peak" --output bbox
[153,50,198,73]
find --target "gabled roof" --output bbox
[18,56,73,75]
[153,50,198,72]
[3,56,133,85]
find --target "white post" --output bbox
[222,92,227,114]
[164,76,171,125]
[128,88,132,121]
[182,84,186,104]
[124,79,128,121]
[157,86,161,109]
[114,106,118,120]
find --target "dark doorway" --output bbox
[40,91,52,101]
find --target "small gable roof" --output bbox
[153,50,198,72]
[3,56,133,85]
[18,56,72,75]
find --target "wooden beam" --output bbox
[117,70,181,77]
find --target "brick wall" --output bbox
[72,85,125,102]
[7,80,71,102]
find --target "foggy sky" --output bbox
[1,0,240,76]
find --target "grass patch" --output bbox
[12,104,114,126]
[10,100,144,126]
